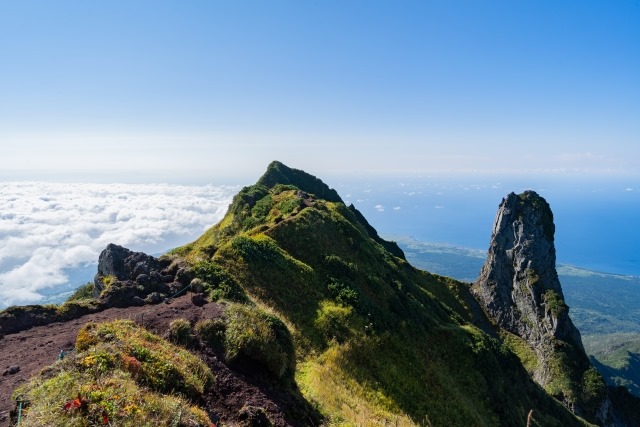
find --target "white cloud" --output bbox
[375,204,385,212]
[0,182,236,307]
[393,207,401,211]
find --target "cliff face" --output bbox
[472,192,581,347]
[472,191,609,422]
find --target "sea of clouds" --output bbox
[0,182,237,308]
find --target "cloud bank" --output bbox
[0,182,236,307]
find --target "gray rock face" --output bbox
[93,244,163,295]
[472,191,582,348]
[92,243,192,307]
[473,191,611,424]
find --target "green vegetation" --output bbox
[75,320,213,397]
[66,282,95,301]
[223,303,296,383]
[543,289,568,317]
[0,299,102,335]
[585,333,640,397]
[168,164,593,426]
[501,330,539,373]
[13,320,213,427]
[396,240,640,399]
[12,163,619,426]
[192,260,247,302]
[314,300,360,344]
[98,275,117,296]
[168,318,193,347]
[195,317,227,349]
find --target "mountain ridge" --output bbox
[2,161,639,426]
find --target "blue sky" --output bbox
[1,1,639,182]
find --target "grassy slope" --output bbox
[171,162,589,427]
[584,333,640,397]
[398,238,640,399]
[12,320,214,427]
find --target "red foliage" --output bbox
[122,355,142,376]
[63,394,87,412]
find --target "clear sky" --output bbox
[1,1,639,182]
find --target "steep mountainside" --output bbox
[393,236,640,399]
[170,161,601,426]
[3,161,639,426]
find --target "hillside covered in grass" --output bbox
[170,161,608,426]
[5,161,640,426]
[395,238,640,400]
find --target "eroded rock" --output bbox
[472,191,610,423]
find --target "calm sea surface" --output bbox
[332,175,640,277]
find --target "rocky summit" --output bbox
[472,191,611,422]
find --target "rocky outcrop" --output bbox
[472,192,580,347]
[93,243,193,307]
[472,191,611,424]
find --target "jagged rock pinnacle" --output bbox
[472,191,580,345]
[472,191,610,422]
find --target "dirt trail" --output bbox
[0,295,220,425]
[0,295,312,426]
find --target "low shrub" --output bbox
[75,320,213,398]
[13,369,212,427]
[314,300,357,344]
[224,303,295,383]
[195,317,227,350]
[192,261,247,302]
[66,282,95,301]
[168,318,193,347]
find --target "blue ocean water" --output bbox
[331,175,640,277]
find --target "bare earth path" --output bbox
[0,295,313,427]
[0,294,225,425]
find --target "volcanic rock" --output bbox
[472,191,611,423]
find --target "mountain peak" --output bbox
[256,161,342,203]
[473,191,610,422]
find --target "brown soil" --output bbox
[0,295,319,426]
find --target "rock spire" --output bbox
[473,191,610,423]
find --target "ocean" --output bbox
[331,174,640,277]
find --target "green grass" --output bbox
[168,318,193,347]
[76,320,213,397]
[13,320,213,427]
[166,164,595,426]
[66,282,95,301]
[501,330,539,373]
[223,303,296,383]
